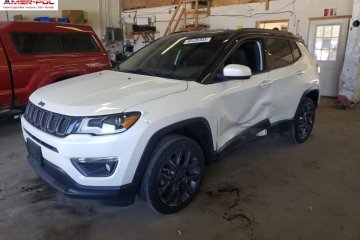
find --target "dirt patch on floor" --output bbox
[43,220,92,240]
[20,178,57,204]
[199,182,257,239]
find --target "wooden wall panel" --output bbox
[212,0,264,7]
[123,0,266,10]
[123,0,177,10]
[123,0,144,10]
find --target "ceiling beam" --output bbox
[265,0,269,10]
[123,0,268,10]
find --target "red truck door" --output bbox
[0,40,12,108]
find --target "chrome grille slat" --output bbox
[32,107,39,124]
[23,102,75,138]
[27,104,34,122]
[49,114,59,133]
[40,111,49,129]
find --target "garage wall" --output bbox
[124,0,353,50]
[339,0,360,103]
[0,0,354,48]
[210,0,353,41]
[122,0,265,10]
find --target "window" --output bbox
[213,39,263,82]
[265,38,293,69]
[59,34,99,53]
[290,41,301,61]
[225,40,264,73]
[257,20,289,31]
[119,32,232,81]
[11,33,99,55]
[314,24,340,61]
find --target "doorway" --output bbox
[307,17,350,97]
[256,20,289,31]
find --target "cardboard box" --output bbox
[51,17,69,23]
[125,23,134,40]
[62,10,84,24]
[13,15,22,21]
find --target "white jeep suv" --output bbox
[21,29,320,214]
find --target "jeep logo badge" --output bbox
[38,101,45,107]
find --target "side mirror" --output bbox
[223,64,252,79]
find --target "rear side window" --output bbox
[290,40,301,61]
[11,33,100,55]
[265,38,293,69]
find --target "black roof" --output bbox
[171,28,302,42]
[238,28,300,41]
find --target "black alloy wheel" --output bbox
[287,97,316,143]
[140,134,205,214]
[157,147,202,207]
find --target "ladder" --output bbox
[164,0,211,36]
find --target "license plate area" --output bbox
[27,138,43,165]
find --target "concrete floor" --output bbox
[0,98,359,240]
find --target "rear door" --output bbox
[0,40,12,108]
[265,38,306,122]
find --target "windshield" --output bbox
[119,32,233,81]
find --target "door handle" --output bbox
[296,70,305,75]
[259,79,272,88]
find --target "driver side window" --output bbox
[215,39,264,82]
[225,40,264,73]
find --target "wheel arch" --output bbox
[294,88,319,118]
[304,88,319,108]
[131,117,215,191]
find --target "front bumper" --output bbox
[21,115,150,204]
[26,138,137,204]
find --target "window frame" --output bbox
[313,24,340,61]
[289,40,302,62]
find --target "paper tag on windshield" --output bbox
[184,37,212,44]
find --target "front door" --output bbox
[211,39,273,150]
[308,18,349,97]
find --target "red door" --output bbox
[0,40,12,108]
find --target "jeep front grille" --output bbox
[24,102,77,137]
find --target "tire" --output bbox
[139,134,205,214]
[286,97,316,143]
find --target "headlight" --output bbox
[76,112,141,135]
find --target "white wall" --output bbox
[0,0,354,50]
[209,0,353,42]
[339,0,360,102]
[123,0,353,50]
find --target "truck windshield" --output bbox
[119,32,232,81]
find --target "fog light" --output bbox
[71,157,118,177]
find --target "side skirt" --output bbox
[215,119,293,159]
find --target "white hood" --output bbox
[30,70,188,116]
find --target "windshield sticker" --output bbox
[184,37,212,44]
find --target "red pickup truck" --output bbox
[0,21,111,116]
